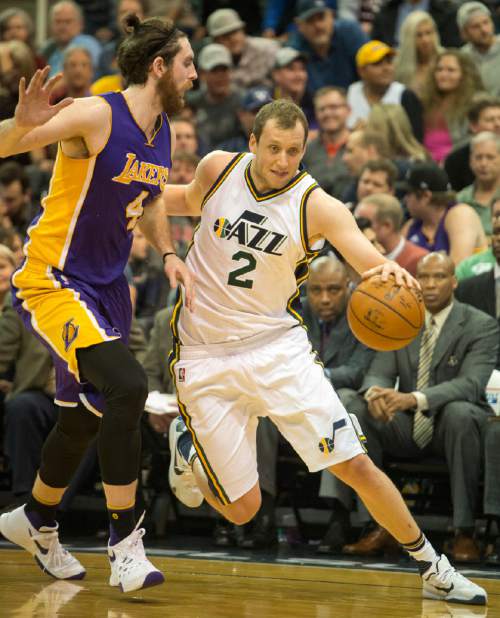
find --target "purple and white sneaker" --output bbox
[108,513,164,593]
[0,504,85,580]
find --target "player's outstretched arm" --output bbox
[0,66,106,158]
[163,150,236,216]
[138,197,196,311]
[307,189,417,287]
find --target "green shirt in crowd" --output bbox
[455,247,495,281]
[457,184,500,236]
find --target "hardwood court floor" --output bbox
[0,548,498,618]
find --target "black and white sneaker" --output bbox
[168,416,203,508]
[422,554,487,605]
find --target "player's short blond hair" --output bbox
[252,99,308,146]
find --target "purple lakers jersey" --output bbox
[24,91,172,285]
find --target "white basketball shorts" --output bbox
[174,326,367,505]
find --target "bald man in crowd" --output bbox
[339,253,498,562]
[301,256,374,398]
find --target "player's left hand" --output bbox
[164,255,196,311]
[361,260,419,288]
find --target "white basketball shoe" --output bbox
[0,504,85,579]
[168,416,204,508]
[422,554,487,605]
[108,513,164,593]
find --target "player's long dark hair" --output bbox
[117,14,186,86]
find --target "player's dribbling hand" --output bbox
[361,260,419,289]
[15,66,74,129]
[164,255,196,311]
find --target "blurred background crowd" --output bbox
[1,0,500,565]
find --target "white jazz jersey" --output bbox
[177,152,320,347]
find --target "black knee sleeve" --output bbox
[77,339,148,485]
[77,340,148,429]
[39,404,99,488]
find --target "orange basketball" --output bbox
[347,275,424,351]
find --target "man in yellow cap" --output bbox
[346,40,423,141]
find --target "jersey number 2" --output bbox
[228,251,256,289]
[126,190,149,231]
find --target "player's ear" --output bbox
[150,55,166,78]
[249,133,257,154]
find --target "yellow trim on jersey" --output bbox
[147,114,163,147]
[168,328,230,504]
[176,397,231,506]
[12,260,118,382]
[167,218,230,505]
[299,183,319,257]
[25,148,96,270]
[201,153,245,210]
[120,92,163,147]
[286,184,320,327]
[244,163,308,202]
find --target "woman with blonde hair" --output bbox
[394,11,443,98]
[421,49,483,163]
[366,103,428,161]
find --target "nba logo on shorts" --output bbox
[178,368,186,382]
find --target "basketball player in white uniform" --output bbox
[163,100,486,605]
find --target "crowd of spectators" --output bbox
[1,0,500,561]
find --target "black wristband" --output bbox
[162,251,176,263]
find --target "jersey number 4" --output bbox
[126,190,149,231]
[228,251,256,289]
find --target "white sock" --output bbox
[403,533,439,572]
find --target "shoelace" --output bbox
[32,529,72,569]
[128,528,147,561]
[428,558,467,588]
[115,528,149,574]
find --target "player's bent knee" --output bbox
[329,453,378,488]
[109,367,148,408]
[224,487,261,525]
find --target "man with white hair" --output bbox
[41,1,101,78]
[457,132,500,236]
[459,1,500,96]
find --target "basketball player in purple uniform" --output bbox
[0,15,196,592]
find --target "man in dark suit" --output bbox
[456,196,500,366]
[301,256,375,552]
[456,197,500,563]
[302,256,375,397]
[342,252,498,562]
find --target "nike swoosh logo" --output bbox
[109,551,116,563]
[434,583,454,593]
[174,466,184,476]
[29,530,49,555]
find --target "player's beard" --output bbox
[157,70,185,116]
